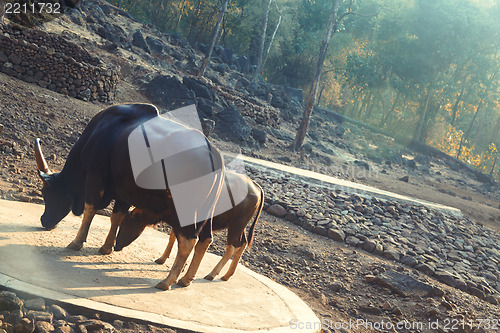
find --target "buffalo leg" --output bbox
[204,245,236,281]
[155,230,176,265]
[155,234,196,290]
[177,237,212,287]
[99,201,129,255]
[221,244,247,281]
[68,203,96,250]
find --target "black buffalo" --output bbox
[35,103,224,290]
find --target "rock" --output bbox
[24,299,45,311]
[364,275,376,282]
[78,320,114,332]
[399,175,409,182]
[145,36,164,54]
[434,270,457,287]
[468,287,485,300]
[215,105,251,142]
[359,304,382,315]
[48,305,67,320]
[327,228,345,242]
[345,236,361,247]
[251,129,267,144]
[362,239,377,253]
[66,316,86,324]
[0,291,23,312]
[485,295,499,305]
[27,311,53,323]
[383,249,400,262]
[267,204,287,218]
[34,321,54,333]
[145,75,196,110]
[275,266,285,274]
[54,326,71,333]
[200,118,215,138]
[392,306,403,316]
[263,255,274,265]
[372,269,443,297]
[183,77,214,101]
[402,157,416,170]
[132,30,150,53]
[285,210,297,222]
[5,310,23,325]
[400,255,418,267]
[14,318,35,333]
[455,279,467,291]
[415,263,435,276]
[329,282,342,292]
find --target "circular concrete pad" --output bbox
[0,199,319,332]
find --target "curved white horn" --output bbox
[34,138,51,174]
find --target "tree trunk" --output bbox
[414,89,431,142]
[450,85,465,125]
[197,0,229,77]
[174,0,187,31]
[456,98,484,159]
[379,92,400,128]
[261,6,282,71]
[317,86,325,107]
[252,0,272,82]
[291,0,341,151]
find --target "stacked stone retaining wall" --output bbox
[0,27,118,102]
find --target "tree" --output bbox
[291,0,341,151]
[261,2,283,73]
[198,0,230,77]
[292,0,385,150]
[251,0,273,82]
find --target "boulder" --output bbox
[132,30,150,54]
[0,291,23,312]
[267,204,287,218]
[373,270,443,297]
[145,75,196,110]
[215,105,251,142]
[251,129,267,144]
[146,36,164,54]
[183,77,214,101]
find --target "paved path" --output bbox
[0,200,319,333]
[227,153,462,216]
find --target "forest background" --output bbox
[106,0,500,180]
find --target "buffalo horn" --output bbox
[34,138,51,174]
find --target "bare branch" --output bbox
[336,1,388,29]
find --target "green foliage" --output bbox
[106,0,500,175]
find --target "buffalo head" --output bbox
[35,139,72,230]
[114,208,153,251]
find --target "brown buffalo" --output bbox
[115,171,264,283]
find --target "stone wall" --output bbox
[0,27,118,102]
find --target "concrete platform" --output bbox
[0,200,320,333]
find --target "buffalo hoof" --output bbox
[177,277,192,287]
[155,258,166,265]
[67,240,83,251]
[98,246,113,255]
[203,274,214,281]
[155,281,170,291]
